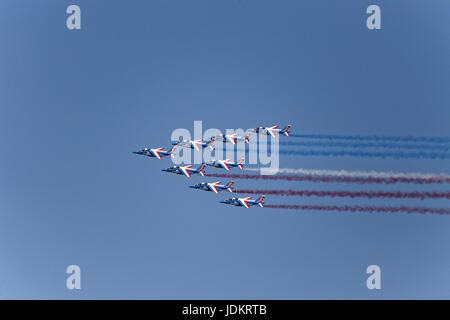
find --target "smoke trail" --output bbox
[244,167,450,180]
[279,141,450,151]
[264,204,450,215]
[205,173,450,184]
[279,149,450,159]
[290,134,450,144]
[216,148,450,159]
[235,189,450,200]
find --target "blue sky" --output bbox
[1,0,450,299]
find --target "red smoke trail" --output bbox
[264,205,450,215]
[205,173,450,185]
[234,189,450,200]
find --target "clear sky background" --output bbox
[1,0,450,299]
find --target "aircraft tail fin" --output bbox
[237,156,245,170]
[225,180,234,192]
[257,195,266,207]
[170,145,177,158]
[198,164,206,176]
[244,133,251,143]
[282,124,292,136]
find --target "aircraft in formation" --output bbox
[220,195,266,208]
[172,137,216,151]
[252,124,291,138]
[134,124,291,208]
[205,157,245,171]
[133,146,177,159]
[189,180,234,194]
[161,164,206,177]
[214,133,250,145]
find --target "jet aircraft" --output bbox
[214,133,250,145]
[172,137,215,151]
[252,124,291,138]
[189,180,234,194]
[133,146,177,159]
[161,164,206,178]
[220,195,265,208]
[205,157,245,171]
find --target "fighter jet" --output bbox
[252,124,291,138]
[133,146,177,159]
[172,137,215,151]
[215,133,250,145]
[189,180,234,194]
[220,195,265,208]
[205,157,245,171]
[161,164,206,178]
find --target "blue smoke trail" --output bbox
[290,134,450,144]
[216,148,450,159]
[279,149,450,160]
[279,141,450,151]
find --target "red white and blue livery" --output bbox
[172,137,215,151]
[205,157,245,171]
[215,133,250,145]
[133,146,177,159]
[220,195,266,208]
[252,124,292,138]
[189,180,234,194]
[161,164,206,178]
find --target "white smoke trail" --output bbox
[245,167,450,179]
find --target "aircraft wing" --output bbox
[208,183,220,194]
[238,197,252,208]
[226,135,237,145]
[266,126,278,138]
[180,166,192,177]
[151,148,163,159]
[219,161,231,171]
[191,140,202,151]
[239,200,250,208]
